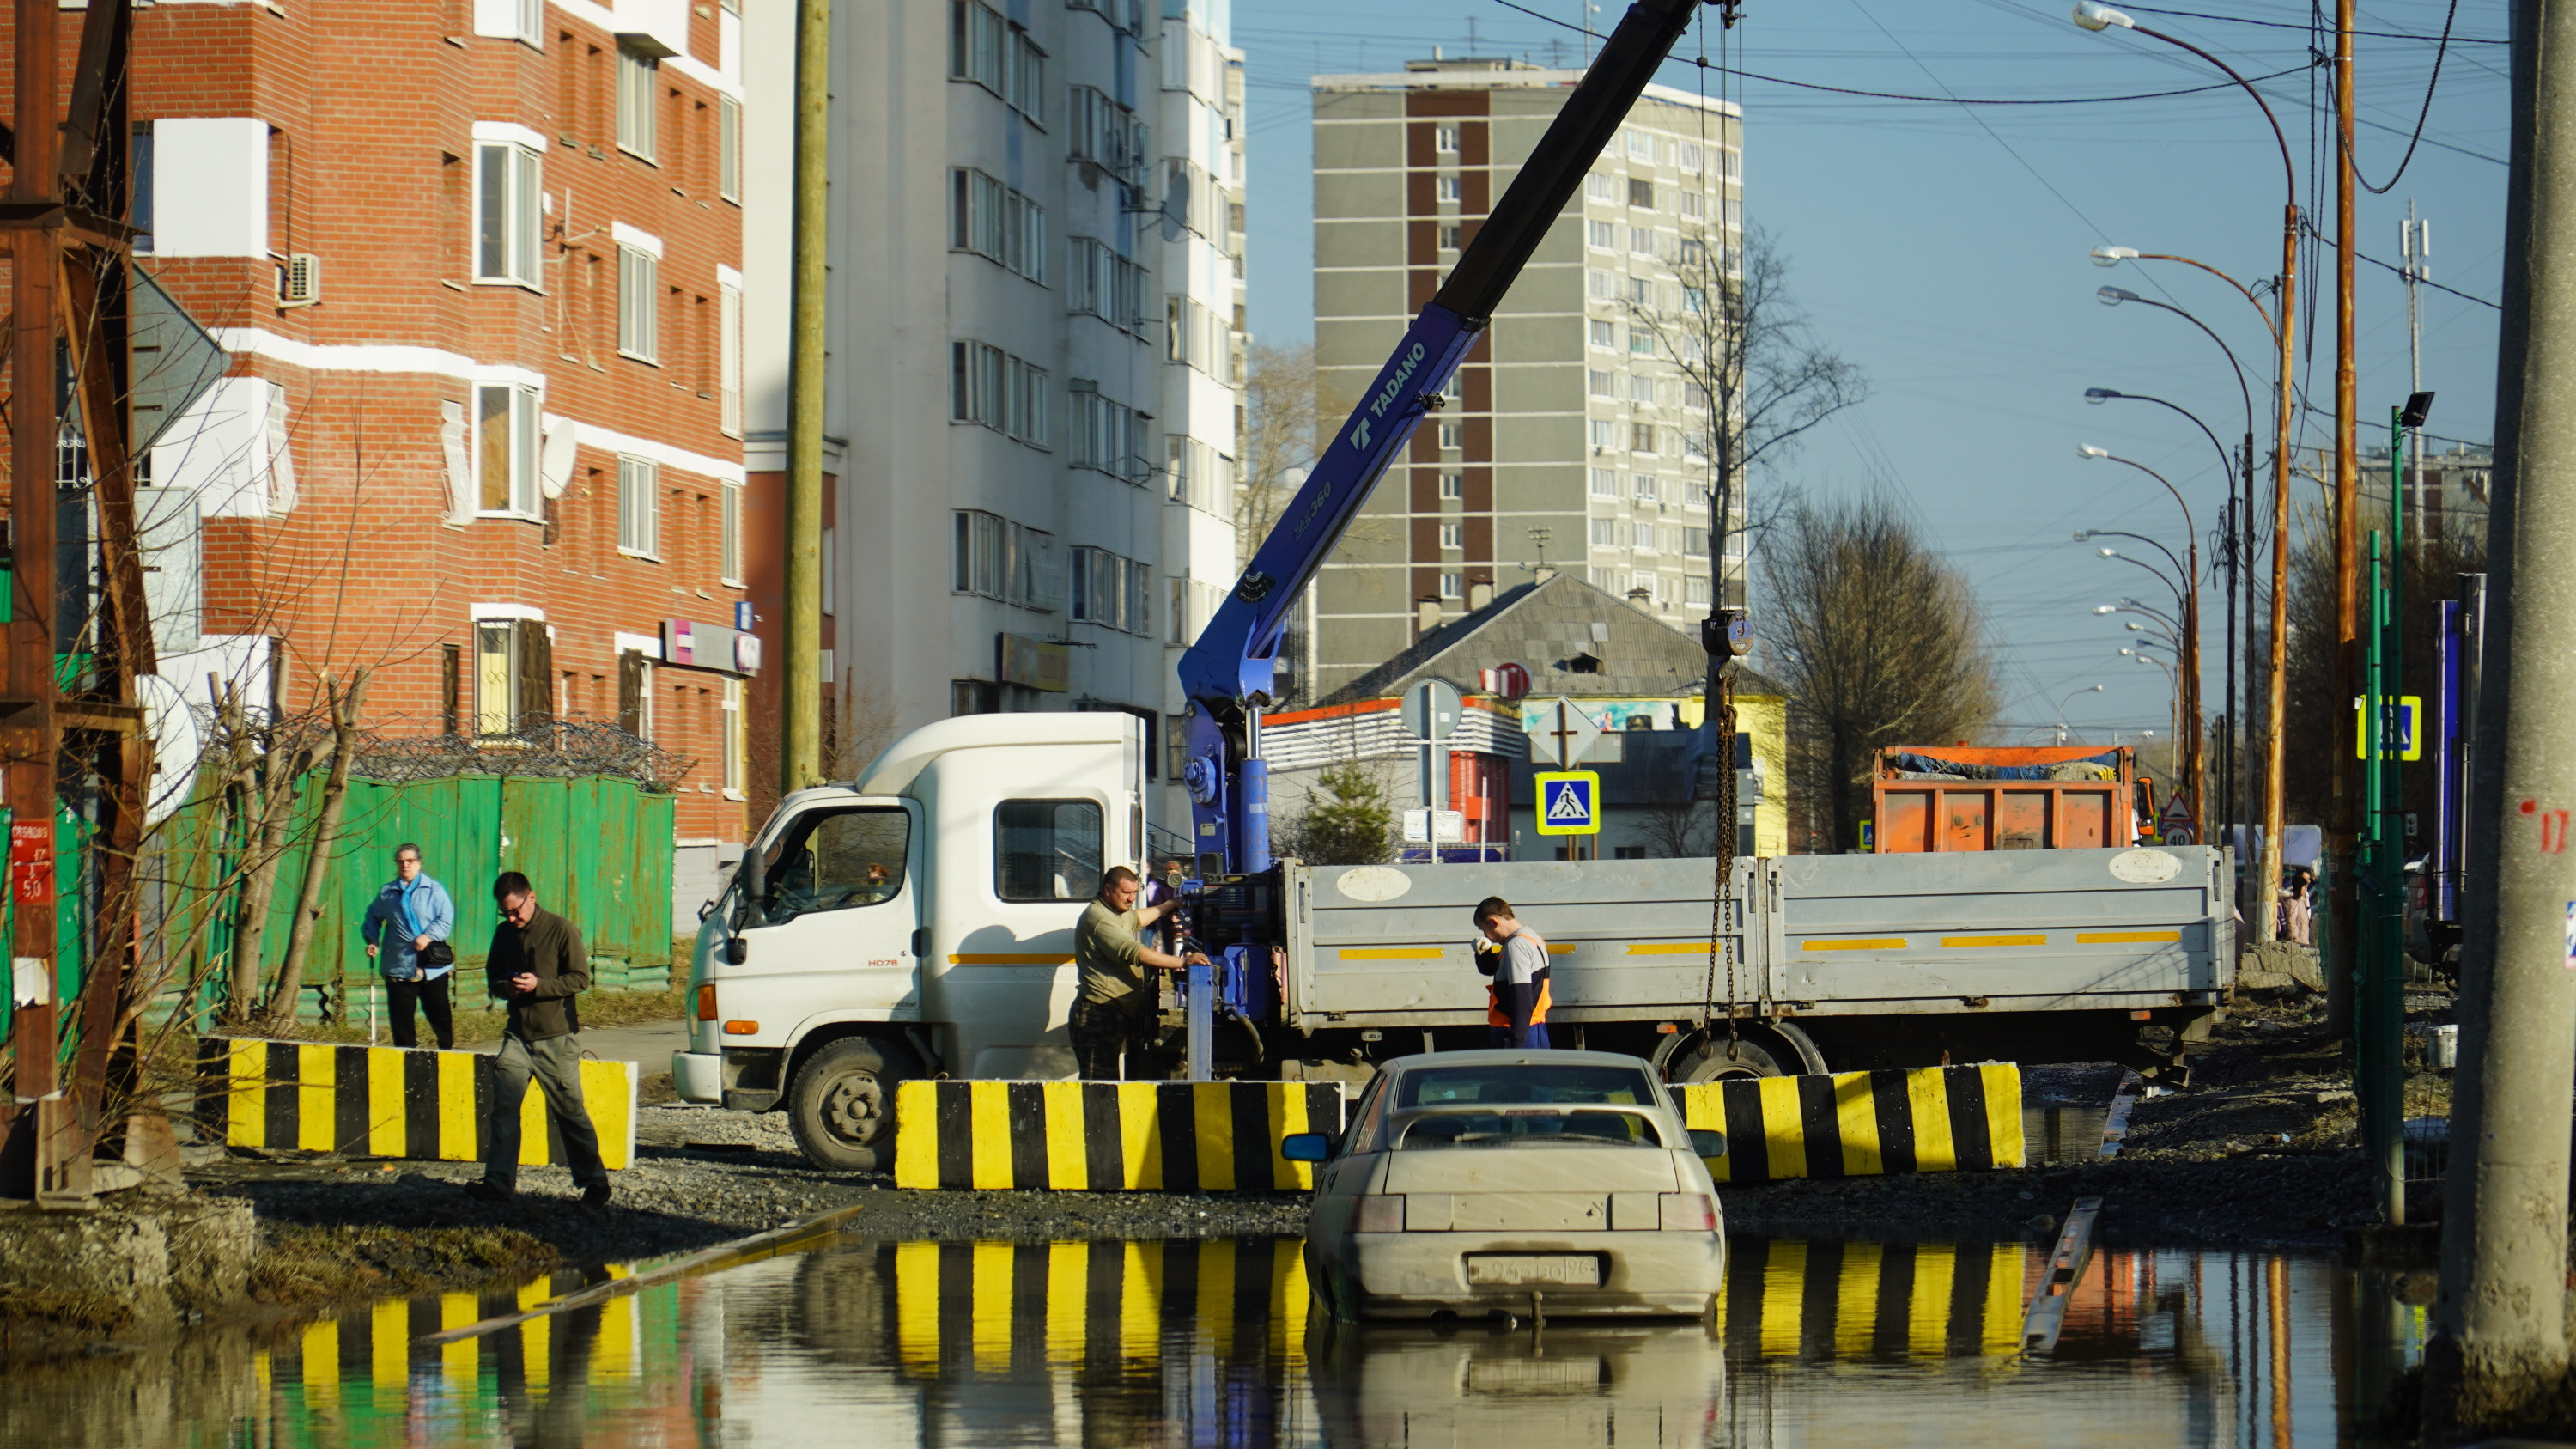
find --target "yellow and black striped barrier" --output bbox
[193,1038,636,1170]
[1678,1064,2024,1184]
[891,1080,1346,1191]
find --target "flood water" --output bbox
[0,1235,2427,1448]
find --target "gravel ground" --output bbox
[179,990,2435,1302]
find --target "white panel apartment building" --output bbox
[742,0,1245,832]
[1305,59,1741,702]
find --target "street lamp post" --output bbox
[2080,446,2204,833]
[2055,683,2105,746]
[2091,250,2276,898]
[2075,0,2300,943]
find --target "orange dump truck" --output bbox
[1872,745,2157,853]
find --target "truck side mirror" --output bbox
[1689,1129,1728,1160]
[1280,1132,1333,1162]
[739,849,768,929]
[724,937,749,966]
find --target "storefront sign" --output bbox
[998,634,1071,692]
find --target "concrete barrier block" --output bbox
[192,1038,636,1170]
[892,1080,1348,1191]
[1675,1063,2025,1183]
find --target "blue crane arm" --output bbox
[1171,0,1713,875]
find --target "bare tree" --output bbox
[1759,496,1996,854]
[1636,795,1715,859]
[1236,341,1332,562]
[1625,224,1867,608]
[265,670,368,1020]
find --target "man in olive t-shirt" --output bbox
[1070,865,1208,1079]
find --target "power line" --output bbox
[2338,0,2464,193]
[2120,3,2500,44]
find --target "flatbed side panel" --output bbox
[1776,847,2232,1003]
[1286,858,1759,1025]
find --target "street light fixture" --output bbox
[2055,683,2105,746]
[2073,0,2301,941]
[2078,447,2205,829]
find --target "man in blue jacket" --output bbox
[363,843,458,1048]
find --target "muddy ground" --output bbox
[138,991,2441,1342]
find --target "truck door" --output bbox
[732,800,922,1018]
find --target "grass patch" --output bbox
[254,985,686,1048]
[251,1223,557,1307]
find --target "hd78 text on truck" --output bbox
[675,0,2235,1171]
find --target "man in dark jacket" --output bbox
[467,872,611,1208]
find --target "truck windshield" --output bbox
[1395,1064,1656,1109]
[760,807,910,927]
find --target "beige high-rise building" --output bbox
[1303,58,1741,703]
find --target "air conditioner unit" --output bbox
[279,253,320,307]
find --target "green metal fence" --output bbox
[156,774,675,1026]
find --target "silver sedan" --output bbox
[1285,1049,1728,1321]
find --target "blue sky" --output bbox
[1230,0,2508,757]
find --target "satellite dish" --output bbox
[1160,170,1190,243]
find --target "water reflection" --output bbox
[0,1237,2428,1448]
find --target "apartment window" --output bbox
[1633,521,1657,551]
[476,384,540,516]
[1630,374,1656,405]
[617,455,659,556]
[1627,177,1654,209]
[1589,518,1616,548]
[1636,473,1659,502]
[1439,572,1461,599]
[1439,471,1463,500]
[1589,319,1615,349]
[952,509,1055,608]
[1587,219,1614,250]
[1678,141,1704,172]
[719,283,744,436]
[1630,423,1656,454]
[1070,389,1145,478]
[618,245,659,361]
[720,482,744,584]
[1435,174,1461,204]
[949,341,1049,444]
[1584,171,1618,203]
[1627,277,1653,308]
[474,143,542,287]
[951,168,1048,283]
[1067,86,1146,178]
[1678,192,1703,222]
[617,46,659,161]
[952,0,1048,119]
[1438,521,1462,551]
[1684,527,1710,556]
[1070,546,1150,634]
[1589,467,1619,496]
[1434,123,1459,153]
[1627,127,1653,159]
[1687,576,1710,606]
[1587,270,1614,301]
[1629,324,1654,355]
[474,618,550,738]
[719,96,742,202]
[1068,237,1147,332]
[721,679,744,796]
[1627,226,1651,256]
[1589,420,1615,450]
[1439,223,1461,252]
[1438,422,1462,450]
[1588,369,1613,398]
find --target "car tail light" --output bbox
[696,984,719,1021]
[1355,1196,1404,1233]
[1660,1192,1716,1232]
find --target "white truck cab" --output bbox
[673,712,1148,1168]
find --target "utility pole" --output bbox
[2423,0,2576,1430]
[781,0,830,795]
[2402,204,2431,537]
[2326,0,2360,1039]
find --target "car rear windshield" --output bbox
[1398,1109,1666,1150]
[1394,1064,1659,1109]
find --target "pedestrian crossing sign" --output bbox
[1534,771,1601,836]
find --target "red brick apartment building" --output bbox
[6,0,754,893]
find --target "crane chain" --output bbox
[1703,672,1741,1053]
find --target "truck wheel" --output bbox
[787,1037,914,1172]
[1668,1033,1791,1082]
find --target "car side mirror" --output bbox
[724,937,749,966]
[1689,1129,1728,1160]
[1280,1132,1332,1163]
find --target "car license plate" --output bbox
[1466,1255,1601,1287]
